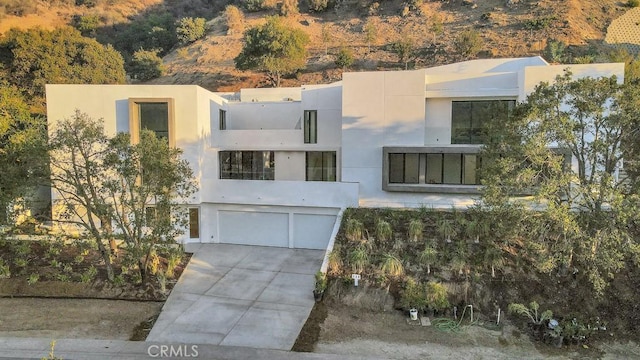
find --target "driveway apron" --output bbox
[147,244,324,350]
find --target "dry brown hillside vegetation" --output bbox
[0,0,633,90]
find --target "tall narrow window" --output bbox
[388,153,419,184]
[219,109,226,130]
[306,151,336,181]
[189,208,199,238]
[304,110,317,144]
[129,98,175,147]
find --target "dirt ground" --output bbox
[0,298,162,340]
[306,303,640,360]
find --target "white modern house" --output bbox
[45,56,624,249]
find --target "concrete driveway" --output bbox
[147,244,324,350]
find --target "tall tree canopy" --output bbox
[0,27,126,107]
[49,111,196,282]
[235,16,309,87]
[0,84,46,224]
[480,71,640,295]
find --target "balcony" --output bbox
[212,129,305,150]
[200,179,359,208]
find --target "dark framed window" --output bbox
[389,153,419,184]
[304,110,317,144]
[189,208,199,238]
[306,151,336,181]
[219,109,226,130]
[388,153,481,186]
[219,151,275,180]
[451,100,515,144]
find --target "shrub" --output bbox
[425,281,449,312]
[523,16,556,30]
[543,38,566,63]
[80,266,97,283]
[335,46,354,69]
[408,219,423,242]
[225,5,245,35]
[327,247,343,274]
[349,245,369,273]
[380,253,404,277]
[0,259,10,278]
[419,245,437,274]
[280,0,299,15]
[308,0,333,12]
[453,30,482,58]
[72,14,101,36]
[176,17,207,44]
[166,252,182,278]
[399,278,427,311]
[375,219,392,243]
[75,0,96,7]
[242,0,266,12]
[128,49,165,81]
[27,273,39,285]
[314,271,327,292]
[345,218,364,241]
[508,301,553,324]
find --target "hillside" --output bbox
[0,0,633,91]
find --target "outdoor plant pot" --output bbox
[409,308,418,321]
[313,289,324,302]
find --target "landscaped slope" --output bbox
[0,0,633,91]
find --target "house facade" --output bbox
[45,57,624,249]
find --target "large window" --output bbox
[389,153,480,186]
[219,151,275,180]
[304,110,317,144]
[129,98,175,147]
[451,100,515,144]
[306,151,336,181]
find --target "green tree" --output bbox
[453,29,482,58]
[480,71,640,295]
[128,49,165,81]
[72,14,101,37]
[104,131,196,282]
[308,0,333,12]
[49,111,117,281]
[543,38,566,63]
[391,36,416,70]
[363,19,377,53]
[49,111,196,283]
[429,13,444,43]
[0,27,126,104]
[335,46,354,69]
[235,16,310,87]
[0,84,46,224]
[176,17,207,44]
[108,10,177,58]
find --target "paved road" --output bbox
[0,337,385,359]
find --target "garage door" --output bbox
[219,210,289,247]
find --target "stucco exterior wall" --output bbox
[44,57,626,244]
